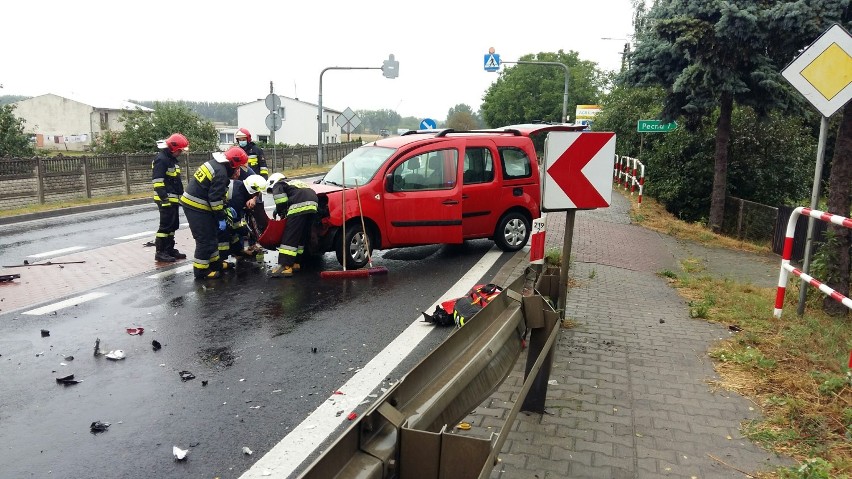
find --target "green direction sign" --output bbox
[637,119,678,133]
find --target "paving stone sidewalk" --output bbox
[470,192,795,478]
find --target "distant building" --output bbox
[11,93,152,151]
[236,95,342,146]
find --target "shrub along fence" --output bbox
[0,142,360,210]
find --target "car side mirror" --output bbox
[385,173,394,192]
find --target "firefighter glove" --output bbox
[218,219,227,231]
[226,207,237,220]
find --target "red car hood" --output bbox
[310,183,344,195]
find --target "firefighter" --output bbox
[235,128,270,233]
[179,146,248,280]
[266,173,318,278]
[223,174,267,261]
[151,133,189,263]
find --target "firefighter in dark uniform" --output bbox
[235,128,270,233]
[151,133,188,263]
[266,173,318,278]
[179,146,248,280]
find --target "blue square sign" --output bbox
[484,53,500,72]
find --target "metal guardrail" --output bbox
[298,267,561,478]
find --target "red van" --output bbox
[310,125,584,268]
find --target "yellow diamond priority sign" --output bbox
[782,24,852,118]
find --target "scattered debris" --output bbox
[242,447,253,455]
[0,274,21,282]
[347,412,357,420]
[336,410,343,417]
[60,362,67,366]
[659,319,665,324]
[729,325,743,332]
[93,338,102,356]
[90,421,110,433]
[105,350,126,360]
[40,329,50,337]
[56,374,81,385]
[126,327,144,335]
[2,260,86,268]
[179,371,196,382]
[311,347,318,353]
[333,391,344,395]
[173,446,189,461]
[24,260,29,265]
[201,380,208,387]
[261,470,272,476]
[152,340,162,351]
[35,351,44,357]
[456,422,472,430]
[64,355,74,361]
[143,241,155,248]
[547,379,558,385]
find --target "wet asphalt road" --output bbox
[0,203,512,478]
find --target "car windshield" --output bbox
[322,145,396,187]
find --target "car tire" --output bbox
[494,211,530,252]
[335,223,373,269]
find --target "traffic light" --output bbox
[382,54,399,79]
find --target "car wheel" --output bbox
[335,223,372,269]
[494,212,530,252]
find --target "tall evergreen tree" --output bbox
[626,0,793,232]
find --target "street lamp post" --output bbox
[501,61,569,123]
[317,55,399,164]
[601,37,631,72]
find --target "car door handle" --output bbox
[442,199,459,205]
[462,194,469,199]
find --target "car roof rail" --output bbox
[401,128,454,136]
[467,128,523,136]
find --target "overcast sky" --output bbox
[2,0,635,121]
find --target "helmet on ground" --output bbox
[213,146,248,169]
[244,174,267,195]
[164,133,189,154]
[266,172,287,192]
[235,128,251,142]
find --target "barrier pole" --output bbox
[797,116,830,316]
[637,163,645,206]
[774,206,852,318]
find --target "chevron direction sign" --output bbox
[543,131,616,211]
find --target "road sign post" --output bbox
[780,23,852,316]
[636,120,678,133]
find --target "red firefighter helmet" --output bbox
[235,128,252,142]
[164,133,189,153]
[223,146,248,169]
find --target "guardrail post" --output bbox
[82,157,92,198]
[37,158,45,204]
[520,295,558,413]
[124,154,131,195]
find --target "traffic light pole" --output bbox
[501,61,569,124]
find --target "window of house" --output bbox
[220,132,235,144]
[499,147,531,179]
[258,135,270,144]
[99,111,109,131]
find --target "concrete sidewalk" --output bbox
[472,192,794,478]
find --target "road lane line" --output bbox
[240,246,504,478]
[28,246,86,258]
[114,231,156,240]
[147,264,193,279]
[22,292,109,316]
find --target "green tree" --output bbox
[446,104,481,130]
[131,100,238,125]
[626,0,794,232]
[0,104,35,157]
[355,109,402,134]
[94,103,219,154]
[480,50,606,128]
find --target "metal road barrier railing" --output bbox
[298,268,561,479]
[774,206,852,318]
[617,155,645,206]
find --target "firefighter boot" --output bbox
[166,238,187,260]
[154,238,176,263]
[270,264,293,278]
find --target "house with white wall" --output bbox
[11,93,152,151]
[236,95,342,146]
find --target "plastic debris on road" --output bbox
[456,422,472,430]
[347,412,357,420]
[242,447,253,455]
[40,329,50,337]
[56,374,81,385]
[126,327,144,335]
[93,338,103,356]
[90,421,110,433]
[152,340,162,351]
[64,355,74,361]
[173,446,189,461]
[179,371,196,381]
[105,350,126,360]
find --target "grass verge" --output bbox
[636,192,851,477]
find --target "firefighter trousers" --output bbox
[184,207,221,278]
[155,204,180,251]
[277,213,313,267]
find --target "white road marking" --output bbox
[22,292,109,316]
[28,246,85,258]
[240,246,504,478]
[147,264,193,279]
[114,231,156,240]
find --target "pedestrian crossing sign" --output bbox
[484,53,500,72]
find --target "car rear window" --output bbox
[499,147,531,179]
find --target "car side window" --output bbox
[392,149,458,191]
[463,147,494,184]
[500,147,531,179]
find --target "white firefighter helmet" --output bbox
[243,174,267,195]
[266,172,286,192]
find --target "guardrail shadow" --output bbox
[299,265,562,479]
